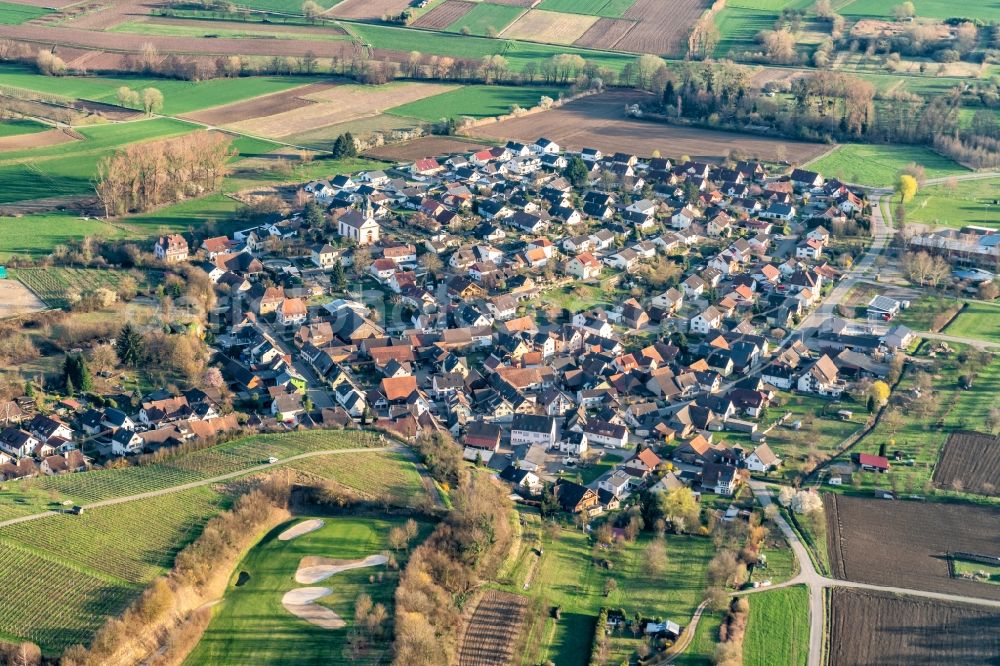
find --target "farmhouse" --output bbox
[154,234,189,263]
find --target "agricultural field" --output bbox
[469,89,826,162]
[187,515,430,666]
[226,0,343,12]
[0,277,46,318]
[224,82,458,139]
[828,588,1000,666]
[330,0,413,20]
[573,17,636,49]
[806,143,968,187]
[943,301,1000,344]
[31,429,382,505]
[742,585,808,666]
[499,518,715,665]
[537,0,635,18]
[0,65,318,116]
[905,176,1000,230]
[932,430,1000,496]
[362,135,487,161]
[0,118,47,137]
[502,10,600,45]
[619,0,706,56]
[0,486,226,584]
[14,267,146,308]
[824,494,1000,600]
[838,0,1000,21]
[347,22,636,72]
[458,590,530,666]
[0,118,197,205]
[288,450,428,504]
[0,540,135,652]
[413,0,475,29]
[387,84,567,120]
[0,1,51,24]
[445,2,524,35]
[110,20,352,42]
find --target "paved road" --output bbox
[0,445,398,530]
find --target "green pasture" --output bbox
[713,7,781,57]
[231,0,343,13]
[725,0,811,9]
[445,2,524,35]
[0,118,47,136]
[0,1,52,24]
[0,213,125,261]
[838,0,1000,21]
[743,585,809,666]
[807,143,968,188]
[0,65,318,115]
[387,83,567,120]
[535,0,635,18]
[906,177,1000,230]
[288,450,428,504]
[943,302,1000,344]
[186,515,430,666]
[110,19,351,41]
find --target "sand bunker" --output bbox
[295,554,389,584]
[277,519,324,541]
[281,587,344,629]
[282,553,388,628]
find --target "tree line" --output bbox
[95,131,235,217]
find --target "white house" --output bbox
[583,419,629,448]
[797,355,844,397]
[565,252,602,280]
[510,414,558,447]
[745,443,780,472]
[598,470,632,498]
[689,306,723,335]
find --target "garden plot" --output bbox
[501,9,599,44]
[458,590,530,666]
[0,277,46,318]
[933,430,1000,496]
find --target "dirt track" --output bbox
[468,90,826,163]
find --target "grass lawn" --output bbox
[445,2,524,35]
[943,301,1000,344]
[538,281,618,314]
[0,118,47,136]
[752,524,798,585]
[672,607,724,666]
[952,557,1000,584]
[906,177,1000,230]
[501,522,714,666]
[535,0,635,18]
[839,0,1000,21]
[288,450,428,505]
[0,212,126,260]
[806,144,968,188]
[725,0,812,8]
[576,453,623,485]
[223,156,385,193]
[713,7,781,57]
[387,84,567,120]
[743,585,809,666]
[0,64,318,115]
[0,0,52,24]
[346,22,636,72]
[187,515,429,666]
[0,118,197,205]
[895,293,957,331]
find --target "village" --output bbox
[0,137,912,514]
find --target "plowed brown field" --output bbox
[469,90,825,163]
[829,588,1000,666]
[0,128,78,152]
[364,135,486,160]
[330,0,413,19]
[573,17,636,49]
[413,0,476,29]
[618,0,706,56]
[932,430,1000,496]
[457,590,529,666]
[182,82,337,126]
[825,494,1000,601]
[225,82,457,138]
